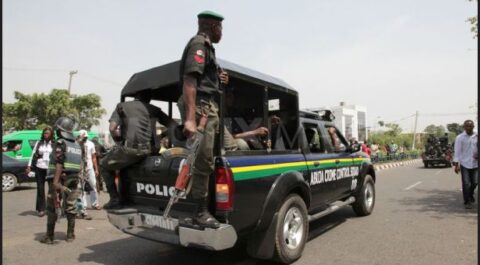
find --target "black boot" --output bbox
[103,174,122,209]
[193,198,220,229]
[66,214,76,242]
[40,214,56,244]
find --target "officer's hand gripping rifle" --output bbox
[163,102,210,218]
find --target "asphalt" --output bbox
[2,163,477,265]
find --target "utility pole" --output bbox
[68,70,78,95]
[411,111,419,150]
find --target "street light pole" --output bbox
[68,70,78,95]
[411,111,419,150]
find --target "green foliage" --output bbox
[423,124,446,136]
[384,123,402,137]
[368,131,416,149]
[2,89,106,131]
[446,123,464,136]
[467,0,478,38]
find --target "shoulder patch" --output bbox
[194,49,205,64]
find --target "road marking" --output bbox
[405,181,422,190]
[435,170,443,175]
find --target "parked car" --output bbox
[2,154,35,192]
[2,130,99,162]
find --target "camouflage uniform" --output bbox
[42,138,82,243]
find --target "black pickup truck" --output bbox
[107,60,376,264]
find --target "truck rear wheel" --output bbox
[274,194,308,264]
[352,175,375,216]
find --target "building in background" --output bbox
[306,102,368,143]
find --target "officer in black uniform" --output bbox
[177,10,229,228]
[101,89,174,209]
[40,117,82,244]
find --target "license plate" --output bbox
[141,214,178,231]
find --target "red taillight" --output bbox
[215,167,234,211]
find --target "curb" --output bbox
[373,159,422,172]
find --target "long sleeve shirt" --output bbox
[453,132,478,169]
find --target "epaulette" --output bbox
[194,33,211,47]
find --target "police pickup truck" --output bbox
[107,60,376,264]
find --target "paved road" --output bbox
[2,162,477,265]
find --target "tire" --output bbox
[273,194,308,264]
[424,162,428,168]
[3,173,18,192]
[352,175,375,216]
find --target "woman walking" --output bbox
[26,127,54,217]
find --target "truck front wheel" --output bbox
[352,175,375,216]
[274,194,308,264]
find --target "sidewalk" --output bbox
[373,158,422,172]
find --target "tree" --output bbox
[467,0,478,38]
[385,123,402,137]
[447,123,464,136]
[2,89,106,131]
[423,124,446,136]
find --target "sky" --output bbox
[2,0,478,133]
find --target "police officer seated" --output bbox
[101,89,175,210]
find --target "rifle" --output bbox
[53,190,62,222]
[163,101,210,218]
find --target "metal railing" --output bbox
[370,152,419,164]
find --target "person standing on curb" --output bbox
[453,120,478,209]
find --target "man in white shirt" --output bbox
[453,120,478,209]
[79,130,101,211]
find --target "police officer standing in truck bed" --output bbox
[177,10,229,228]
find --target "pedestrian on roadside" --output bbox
[26,127,54,217]
[361,141,371,156]
[92,137,106,191]
[453,120,478,209]
[78,130,101,211]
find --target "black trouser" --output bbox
[460,165,478,204]
[100,145,150,201]
[35,168,48,212]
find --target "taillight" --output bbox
[215,166,234,211]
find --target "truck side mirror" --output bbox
[348,144,361,153]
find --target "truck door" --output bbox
[319,124,356,201]
[302,122,338,209]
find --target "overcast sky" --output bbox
[3,0,477,133]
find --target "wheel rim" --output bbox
[3,174,15,191]
[282,206,304,250]
[364,182,374,210]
